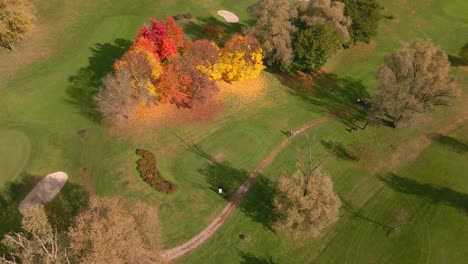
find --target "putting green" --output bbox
[0,129,31,186]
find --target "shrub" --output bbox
[459,43,468,65]
[184,12,193,19]
[203,25,226,40]
[135,149,177,193]
[174,13,184,20]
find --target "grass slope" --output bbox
[0,0,466,263]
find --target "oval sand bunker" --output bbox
[217,10,239,23]
[19,171,68,214]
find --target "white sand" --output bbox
[19,171,68,214]
[217,10,239,23]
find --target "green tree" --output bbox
[339,0,381,43]
[288,24,343,72]
[0,0,35,50]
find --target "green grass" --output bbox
[0,129,31,186]
[0,0,467,263]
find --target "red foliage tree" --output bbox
[165,16,184,47]
[135,17,180,60]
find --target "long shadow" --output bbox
[199,161,249,199]
[0,173,89,246]
[341,198,392,230]
[66,38,132,121]
[0,173,40,237]
[428,133,468,154]
[44,181,89,231]
[239,174,277,231]
[321,140,357,161]
[239,251,276,264]
[448,55,467,67]
[379,173,468,214]
[275,72,370,129]
[182,16,255,46]
[175,134,277,230]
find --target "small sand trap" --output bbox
[19,171,68,214]
[217,10,239,23]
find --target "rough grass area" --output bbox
[0,0,466,263]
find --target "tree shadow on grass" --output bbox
[199,161,249,199]
[199,163,277,231]
[44,181,89,231]
[320,140,357,161]
[182,16,255,46]
[275,72,370,130]
[239,251,277,264]
[427,133,468,154]
[0,173,40,237]
[448,55,467,67]
[378,173,468,214]
[66,38,132,122]
[175,134,277,230]
[240,174,277,231]
[0,172,89,250]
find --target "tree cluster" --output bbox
[370,40,457,127]
[0,0,35,50]
[95,17,265,125]
[1,198,163,264]
[136,149,177,193]
[250,0,381,72]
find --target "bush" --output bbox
[459,43,468,65]
[184,12,193,19]
[174,13,185,20]
[135,149,178,193]
[203,25,226,40]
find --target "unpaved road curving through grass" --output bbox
[162,113,340,261]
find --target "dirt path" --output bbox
[80,167,95,196]
[162,113,339,261]
[385,112,468,171]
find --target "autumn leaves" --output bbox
[96,17,265,125]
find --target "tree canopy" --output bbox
[371,40,457,127]
[0,0,35,50]
[339,0,381,43]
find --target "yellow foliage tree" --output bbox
[114,48,162,103]
[199,34,265,83]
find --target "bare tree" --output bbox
[94,70,137,125]
[371,40,457,127]
[298,0,352,42]
[1,206,70,264]
[68,197,163,264]
[274,138,341,238]
[0,0,35,50]
[248,0,298,66]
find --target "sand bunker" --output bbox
[217,10,239,23]
[19,171,68,214]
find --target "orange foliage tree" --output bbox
[114,48,162,103]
